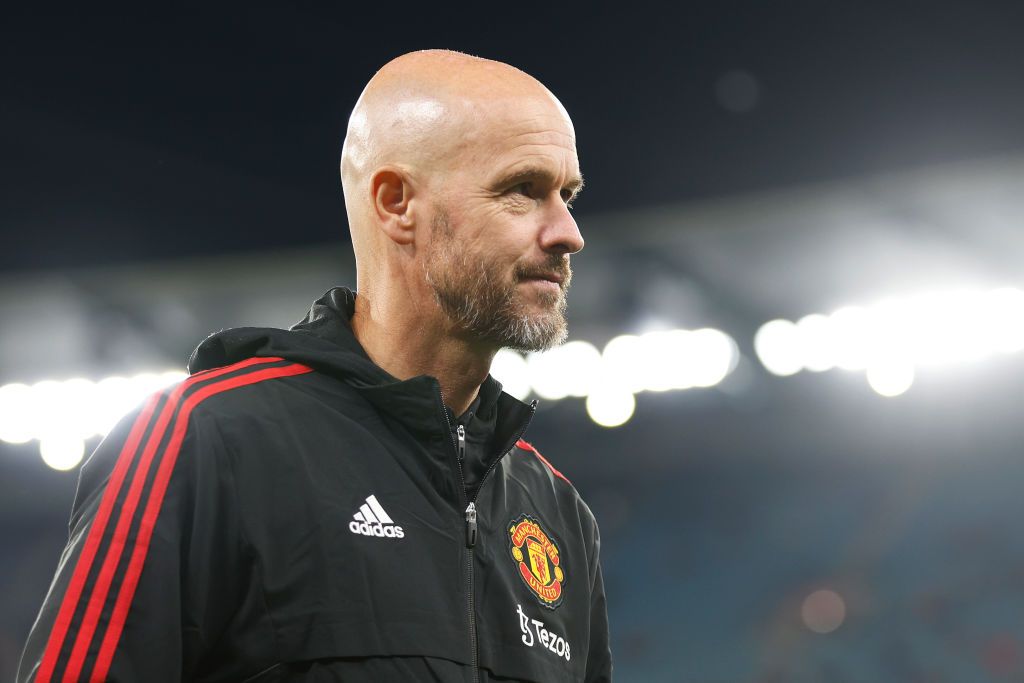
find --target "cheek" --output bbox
[455,207,537,271]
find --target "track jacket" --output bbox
[18,287,612,682]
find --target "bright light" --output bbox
[585,386,636,428]
[985,287,1024,353]
[53,378,96,441]
[900,289,988,365]
[828,306,873,371]
[866,359,914,397]
[526,350,566,400]
[0,369,187,471]
[688,328,739,387]
[0,323,738,465]
[39,434,86,471]
[637,331,685,392]
[754,319,803,376]
[801,589,846,634]
[26,380,63,446]
[796,314,835,373]
[600,329,738,395]
[601,335,646,394]
[491,350,530,400]
[0,383,34,444]
[755,286,1024,396]
[655,330,696,390]
[89,376,134,436]
[558,341,603,397]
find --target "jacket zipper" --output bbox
[435,386,536,683]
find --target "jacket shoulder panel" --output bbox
[516,438,572,486]
[18,357,311,683]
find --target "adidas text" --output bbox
[349,520,405,538]
[349,494,404,539]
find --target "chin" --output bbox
[521,285,562,309]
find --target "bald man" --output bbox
[19,51,611,683]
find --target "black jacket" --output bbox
[19,288,612,682]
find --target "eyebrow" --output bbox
[494,165,585,196]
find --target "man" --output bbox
[19,50,611,682]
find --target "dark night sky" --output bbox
[3,2,1024,273]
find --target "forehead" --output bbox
[455,95,580,180]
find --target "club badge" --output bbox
[508,514,565,609]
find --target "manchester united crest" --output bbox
[508,515,565,609]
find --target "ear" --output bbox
[370,166,416,246]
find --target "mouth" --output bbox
[520,272,564,286]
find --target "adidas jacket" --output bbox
[18,288,613,683]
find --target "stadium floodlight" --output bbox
[637,330,687,392]
[0,383,34,444]
[866,359,915,397]
[753,285,1024,396]
[493,326,741,428]
[0,370,187,471]
[39,434,86,471]
[687,328,739,388]
[600,334,646,394]
[556,340,603,398]
[3,326,741,460]
[490,349,531,401]
[796,314,835,373]
[986,287,1024,353]
[89,376,134,436]
[585,384,636,428]
[754,319,803,377]
[828,306,873,371]
[526,342,601,401]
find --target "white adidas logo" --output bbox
[348,494,405,539]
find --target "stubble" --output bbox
[423,208,571,352]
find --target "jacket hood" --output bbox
[189,287,389,388]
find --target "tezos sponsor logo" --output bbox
[516,603,571,662]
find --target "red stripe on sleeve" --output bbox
[90,362,313,682]
[40,356,283,683]
[516,438,572,486]
[35,393,160,683]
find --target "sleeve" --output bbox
[16,388,246,683]
[584,516,613,683]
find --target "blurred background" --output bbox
[4,3,1024,681]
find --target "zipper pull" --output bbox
[457,424,466,461]
[465,502,478,548]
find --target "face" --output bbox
[421,95,584,352]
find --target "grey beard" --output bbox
[423,219,569,352]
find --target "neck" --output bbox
[350,288,495,416]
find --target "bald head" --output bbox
[340,50,575,276]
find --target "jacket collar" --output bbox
[294,288,536,460]
[189,286,537,460]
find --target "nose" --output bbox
[539,200,585,255]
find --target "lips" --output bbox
[517,257,570,288]
[522,272,564,285]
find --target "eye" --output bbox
[561,188,577,209]
[511,182,533,197]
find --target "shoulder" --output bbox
[507,438,604,577]
[183,356,317,417]
[510,438,599,528]
[514,438,573,486]
[80,358,315,487]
